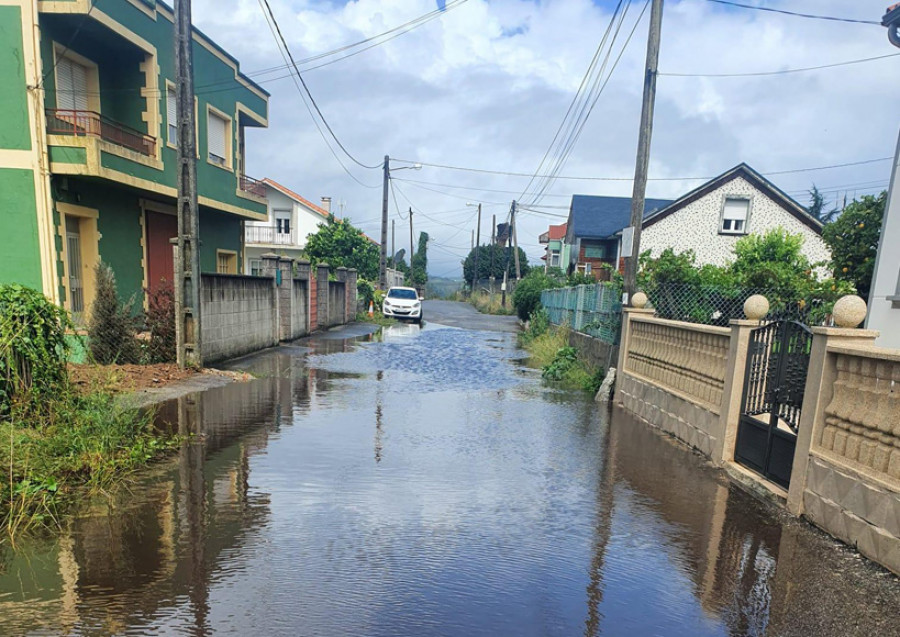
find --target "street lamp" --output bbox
[380,156,421,289]
[885,3,900,47]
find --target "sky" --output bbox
[191,0,900,279]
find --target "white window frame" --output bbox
[166,83,178,146]
[720,196,751,235]
[53,46,100,114]
[206,105,233,170]
[249,258,263,277]
[550,251,560,268]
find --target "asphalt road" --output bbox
[423,300,519,332]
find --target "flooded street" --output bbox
[2,301,899,636]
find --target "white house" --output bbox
[244,179,331,276]
[867,144,900,347]
[639,163,830,267]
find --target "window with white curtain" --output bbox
[56,56,90,112]
[207,111,229,166]
[721,198,750,234]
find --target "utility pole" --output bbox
[174,0,201,368]
[511,200,521,280]
[623,0,664,304]
[471,230,474,250]
[409,207,415,260]
[380,155,389,289]
[391,219,395,267]
[473,203,482,291]
[501,201,515,307]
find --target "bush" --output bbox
[357,279,375,308]
[519,308,550,347]
[144,284,175,363]
[512,270,561,321]
[0,285,71,417]
[822,192,886,300]
[88,264,140,365]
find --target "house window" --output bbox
[56,55,90,112]
[207,110,230,167]
[217,250,237,274]
[584,245,606,259]
[722,198,750,234]
[550,251,560,267]
[167,85,177,144]
[584,262,592,275]
[276,216,291,235]
[249,259,263,277]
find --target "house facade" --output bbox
[538,222,569,272]
[640,164,830,267]
[0,0,268,317]
[564,195,672,279]
[244,179,330,276]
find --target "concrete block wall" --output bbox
[200,274,278,363]
[316,264,330,330]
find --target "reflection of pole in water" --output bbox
[584,405,615,637]
[375,370,384,463]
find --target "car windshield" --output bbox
[388,289,417,300]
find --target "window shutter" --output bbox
[167,88,177,143]
[57,57,89,112]
[208,112,228,163]
[724,199,749,221]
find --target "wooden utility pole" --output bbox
[623,0,664,304]
[511,200,521,280]
[379,155,389,289]
[473,203,482,290]
[501,202,514,307]
[174,0,201,368]
[409,207,415,259]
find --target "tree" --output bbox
[462,245,530,284]
[822,192,886,300]
[303,215,380,281]
[808,185,840,224]
[408,232,430,287]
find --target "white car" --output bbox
[382,286,423,323]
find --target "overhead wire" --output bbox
[703,0,881,26]
[661,52,900,77]
[38,0,97,89]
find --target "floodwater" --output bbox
[2,307,900,636]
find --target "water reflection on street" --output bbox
[1,320,898,636]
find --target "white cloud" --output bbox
[192,0,900,277]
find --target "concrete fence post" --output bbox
[260,253,280,346]
[712,319,758,466]
[295,259,311,335]
[347,269,358,321]
[335,267,349,325]
[317,263,330,330]
[613,306,654,404]
[276,257,295,341]
[786,326,880,514]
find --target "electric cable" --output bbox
[704,0,880,25]
[661,52,900,77]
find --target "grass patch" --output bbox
[1,380,180,544]
[519,311,605,393]
[470,291,514,316]
[355,311,398,327]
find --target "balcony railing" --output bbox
[245,225,294,245]
[239,174,267,198]
[46,109,156,157]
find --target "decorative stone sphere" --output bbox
[833,295,867,328]
[743,295,770,321]
[631,291,648,309]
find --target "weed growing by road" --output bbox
[470,290,514,316]
[519,315,603,392]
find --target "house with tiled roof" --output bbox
[564,163,831,279]
[244,178,332,275]
[538,222,569,272]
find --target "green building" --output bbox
[0,0,269,317]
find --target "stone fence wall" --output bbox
[614,301,900,576]
[199,255,357,364]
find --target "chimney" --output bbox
[321,196,332,213]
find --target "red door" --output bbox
[145,211,178,293]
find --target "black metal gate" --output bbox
[735,320,813,489]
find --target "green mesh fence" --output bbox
[541,284,622,344]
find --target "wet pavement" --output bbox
[1,304,899,636]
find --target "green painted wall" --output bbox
[39,3,268,217]
[199,208,242,273]
[49,146,87,164]
[0,6,32,151]
[0,169,43,290]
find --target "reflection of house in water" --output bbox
[0,348,339,635]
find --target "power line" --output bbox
[393,156,894,181]
[38,0,97,89]
[661,52,900,77]
[258,0,380,171]
[393,177,572,197]
[704,0,880,25]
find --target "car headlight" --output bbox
[413,302,420,308]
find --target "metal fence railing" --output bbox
[646,283,836,327]
[541,283,622,344]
